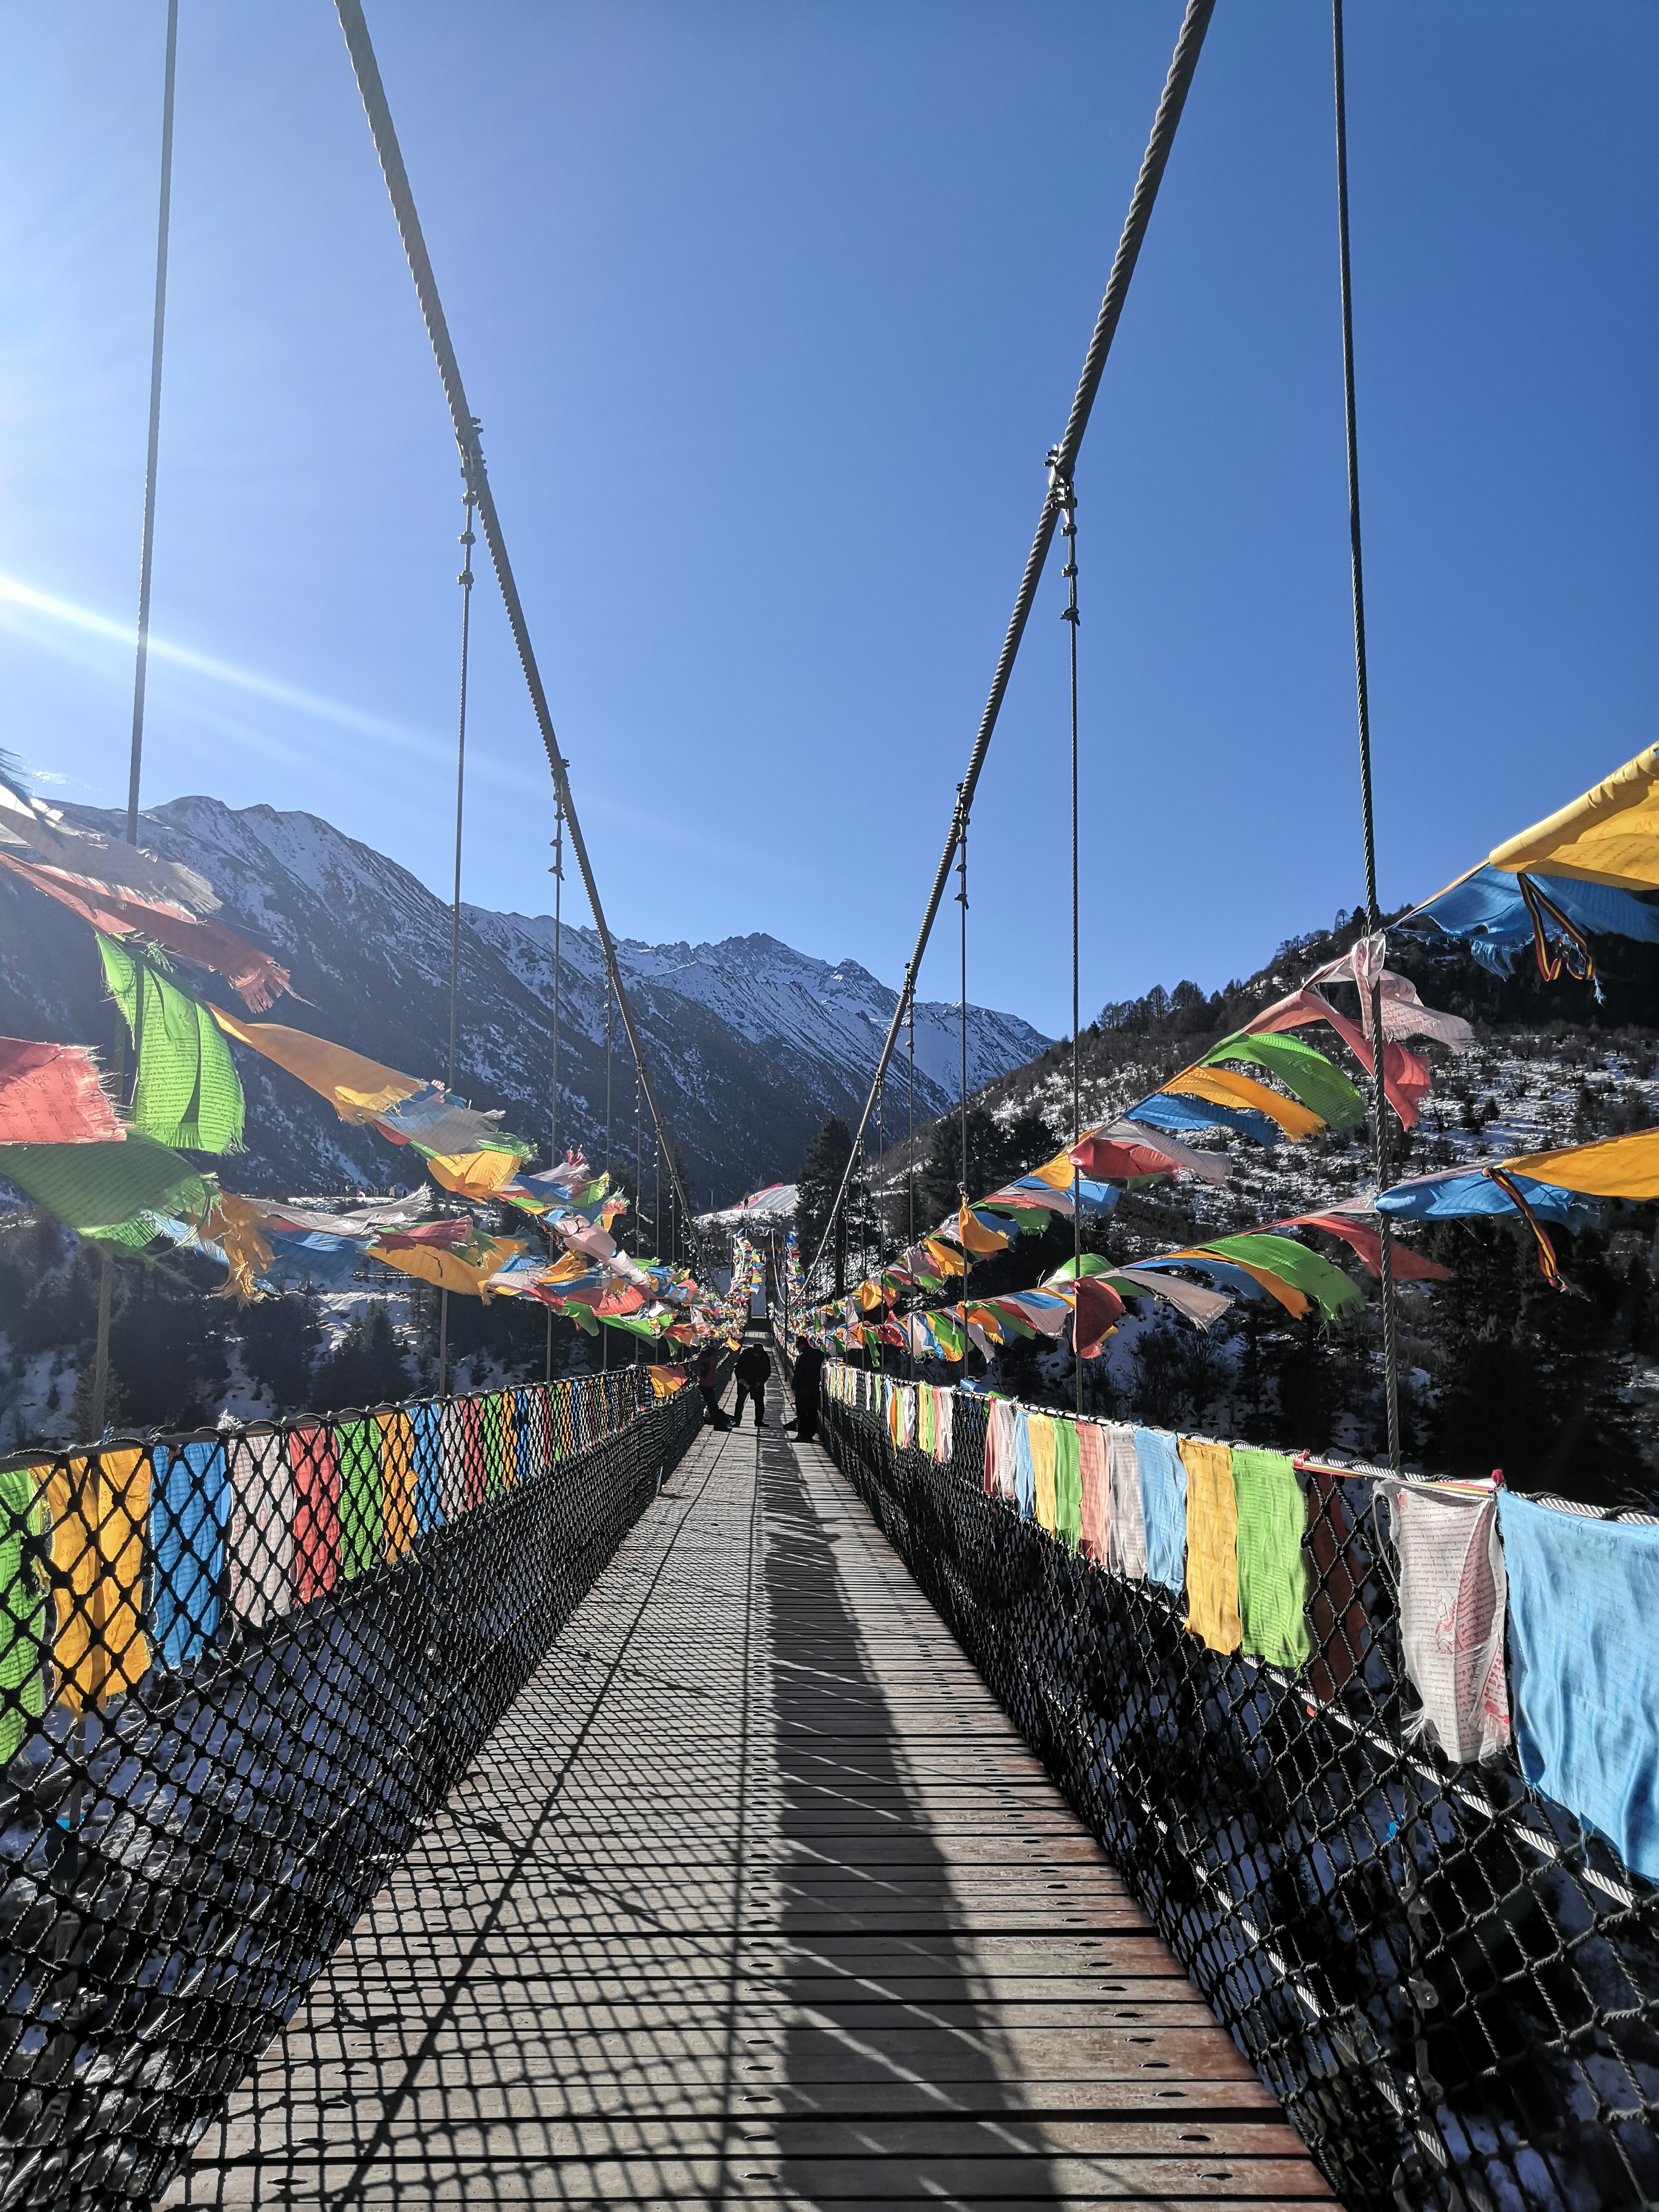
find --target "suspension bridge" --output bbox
[0,6,1656,2211]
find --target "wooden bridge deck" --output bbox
[166,1424,1335,2208]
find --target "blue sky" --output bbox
[1,2,1654,1041]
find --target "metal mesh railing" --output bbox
[820,1368,1659,2212]
[0,1367,702,2211]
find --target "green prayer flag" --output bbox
[1053,1420,1083,1551]
[337,1420,382,1580]
[480,1394,507,1497]
[98,935,245,1154]
[0,1131,213,1246]
[1201,1233,1364,1319]
[1202,1030,1365,1130]
[1231,1447,1311,1669]
[600,1312,664,1339]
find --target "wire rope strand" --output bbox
[632,1056,642,1367]
[1059,479,1082,1420]
[957,812,970,1361]
[448,481,476,1092]
[906,972,915,1249]
[546,782,564,1382]
[96,0,179,1440]
[803,0,1216,1286]
[1332,0,1401,1473]
[439,471,477,1400]
[125,0,179,846]
[602,980,613,1374]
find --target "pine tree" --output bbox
[796,1117,853,1295]
[237,1292,324,1414]
[313,1301,412,1412]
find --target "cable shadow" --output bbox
[757,1434,1057,2203]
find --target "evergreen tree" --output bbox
[1417,1219,1649,1505]
[919,1104,1054,1226]
[797,1117,854,1294]
[237,1292,324,1414]
[313,1301,411,1412]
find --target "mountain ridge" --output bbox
[0,793,1050,1205]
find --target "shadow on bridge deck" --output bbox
[165,1427,1334,2207]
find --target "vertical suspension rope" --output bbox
[1332,0,1401,1472]
[438,469,477,1398]
[906,973,915,1249]
[632,1054,642,1368]
[545,781,564,1384]
[956,807,970,1362]
[875,1079,885,1271]
[124,0,179,847]
[1059,476,1082,1420]
[604,980,613,1172]
[95,0,179,1439]
[956,805,969,1192]
[602,980,613,1373]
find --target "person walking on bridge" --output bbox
[697,1341,732,1429]
[733,1334,771,1428]
[783,1336,825,1444]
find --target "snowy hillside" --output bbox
[0,795,1049,1205]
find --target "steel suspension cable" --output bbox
[333,0,695,1233]
[806,0,1216,1285]
[602,980,613,1373]
[1060,479,1082,1420]
[1332,0,1401,1472]
[957,813,969,1354]
[438,475,477,1396]
[632,1056,642,1369]
[546,786,564,1382]
[125,0,179,846]
[906,974,915,1248]
[93,0,179,1438]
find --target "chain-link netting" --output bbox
[0,1367,702,2210]
[820,1369,1659,2212]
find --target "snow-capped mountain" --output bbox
[0,796,1050,1205]
[470,913,1044,1115]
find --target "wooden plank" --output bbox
[162,1426,1334,2209]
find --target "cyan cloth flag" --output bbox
[1498,1492,1659,1884]
[1012,1410,1035,1519]
[410,1402,444,1532]
[1134,1427,1187,1593]
[150,1438,228,1667]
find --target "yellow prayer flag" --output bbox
[46,1446,152,1711]
[424,1149,525,1201]
[1027,1415,1058,1534]
[1180,1437,1241,1655]
[209,1006,422,1121]
[1501,1126,1659,1202]
[1488,744,1659,892]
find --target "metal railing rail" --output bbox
[0,1368,702,2209]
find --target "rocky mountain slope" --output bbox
[0,795,1050,1205]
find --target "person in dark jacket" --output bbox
[784,1338,825,1443]
[697,1342,732,1429]
[732,1337,772,1428]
